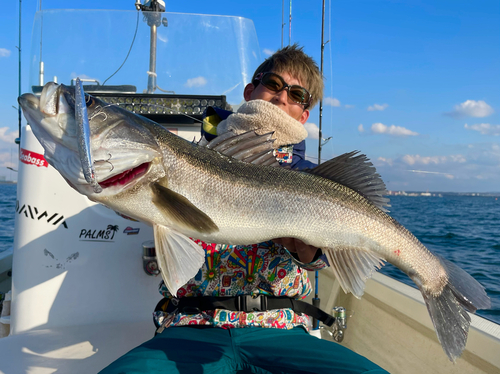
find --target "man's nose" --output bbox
[273,89,288,104]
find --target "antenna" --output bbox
[289,0,292,45]
[39,0,44,86]
[281,0,284,48]
[136,0,167,94]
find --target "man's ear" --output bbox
[243,83,255,101]
[299,109,310,125]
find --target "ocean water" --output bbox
[0,184,16,254]
[0,185,499,323]
[380,195,500,324]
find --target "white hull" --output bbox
[307,271,500,374]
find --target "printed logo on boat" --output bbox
[19,148,48,168]
[79,225,119,242]
[123,226,140,235]
[16,201,68,229]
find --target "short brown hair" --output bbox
[252,44,324,109]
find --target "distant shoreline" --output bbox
[388,191,500,197]
[0,182,17,185]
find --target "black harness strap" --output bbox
[155,295,335,327]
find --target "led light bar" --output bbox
[32,84,230,124]
[93,93,229,124]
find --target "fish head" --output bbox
[18,82,165,199]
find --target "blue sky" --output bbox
[0,0,499,192]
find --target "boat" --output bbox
[0,4,499,374]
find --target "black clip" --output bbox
[182,306,202,315]
[236,294,267,312]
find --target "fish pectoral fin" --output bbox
[206,130,279,166]
[323,247,385,298]
[152,182,218,233]
[154,224,205,296]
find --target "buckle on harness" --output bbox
[236,294,267,312]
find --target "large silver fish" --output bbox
[19,82,490,362]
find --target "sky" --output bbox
[0,0,499,192]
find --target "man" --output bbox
[101,45,388,374]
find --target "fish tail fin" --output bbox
[417,256,491,363]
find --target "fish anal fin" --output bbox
[154,224,205,296]
[151,182,218,234]
[324,247,385,298]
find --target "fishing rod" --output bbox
[317,0,330,165]
[15,0,22,146]
[312,0,333,332]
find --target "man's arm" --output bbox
[272,238,320,264]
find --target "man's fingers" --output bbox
[277,237,297,252]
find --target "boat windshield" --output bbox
[28,10,261,107]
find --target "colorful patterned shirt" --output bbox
[154,240,327,331]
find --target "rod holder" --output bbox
[320,306,347,343]
[142,240,160,276]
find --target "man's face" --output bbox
[243,71,310,125]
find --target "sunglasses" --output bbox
[253,72,312,107]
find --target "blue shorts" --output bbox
[99,326,388,374]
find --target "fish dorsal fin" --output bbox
[323,247,385,298]
[307,151,391,212]
[205,130,279,166]
[154,223,205,295]
[152,182,218,233]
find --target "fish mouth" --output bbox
[99,162,150,189]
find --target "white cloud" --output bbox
[0,127,18,143]
[358,124,364,133]
[401,154,466,166]
[449,154,467,163]
[374,144,500,192]
[0,48,11,58]
[323,97,341,107]
[157,33,168,43]
[377,156,393,166]
[344,104,355,109]
[185,76,207,88]
[446,100,494,118]
[304,122,319,140]
[367,103,388,111]
[201,21,219,30]
[70,73,97,81]
[263,49,274,56]
[0,150,18,168]
[371,123,418,137]
[464,123,500,136]
[406,169,455,179]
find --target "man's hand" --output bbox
[272,238,319,263]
